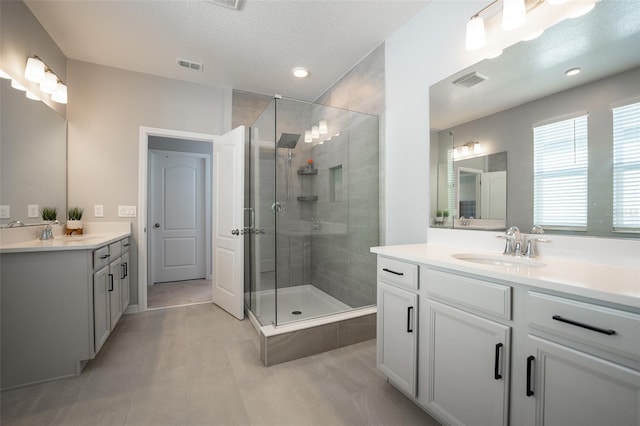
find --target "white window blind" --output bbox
[612,101,640,231]
[533,115,588,230]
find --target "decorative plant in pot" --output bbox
[66,207,84,235]
[435,210,444,224]
[40,207,58,221]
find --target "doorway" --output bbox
[138,128,214,311]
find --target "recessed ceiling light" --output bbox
[292,67,309,78]
[566,67,581,76]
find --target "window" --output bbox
[612,101,640,231]
[533,115,588,230]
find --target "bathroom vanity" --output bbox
[0,224,131,389]
[373,239,640,426]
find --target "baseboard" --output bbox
[124,304,140,315]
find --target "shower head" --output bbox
[277,133,301,149]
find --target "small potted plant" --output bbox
[442,210,450,224]
[66,207,84,235]
[435,210,444,224]
[41,207,58,221]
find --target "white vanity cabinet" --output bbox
[422,268,511,426]
[121,237,131,312]
[376,256,419,397]
[521,292,640,426]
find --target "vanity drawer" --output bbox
[109,241,122,258]
[526,291,640,361]
[377,256,418,290]
[93,245,111,270]
[120,237,131,253]
[423,268,511,320]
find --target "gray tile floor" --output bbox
[1,303,440,426]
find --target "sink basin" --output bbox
[452,253,547,268]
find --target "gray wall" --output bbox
[67,60,229,305]
[436,67,640,236]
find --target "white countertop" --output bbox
[0,221,131,254]
[371,244,640,309]
[0,232,130,253]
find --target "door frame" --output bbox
[138,126,215,312]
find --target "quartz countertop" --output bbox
[371,244,640,309]
[0,232,131,253]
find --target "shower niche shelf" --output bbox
[297,195,318,202]
[297,169,318,175]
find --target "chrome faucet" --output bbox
[498,226,524,256]
[524,225,549,258]
[40,220,60,240]
[7,220,25,228]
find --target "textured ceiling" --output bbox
[25,0,429,101]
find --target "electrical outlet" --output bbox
[28,204,40,218]
[0,205,10,219]
[94,204,104,218]
[118,205,137,218]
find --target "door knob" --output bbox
[231,229,240,235]
[154,223,160,228]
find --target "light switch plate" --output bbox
[94,204,104,218]
[28,204,39,218]
[118,205,137,218]
[0,205,10,219]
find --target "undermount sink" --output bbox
[451,253,547,268]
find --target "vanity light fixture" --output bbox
[311,125,320,139]
[22,56,68,104]
[26,91,40,101]
[292,67,309,78]
[304,130,313,143]
[51,83,67,104]
[454,141,482,159]
[465,0,598,52]
[40,71,58,94]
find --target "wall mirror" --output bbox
[1,77,67,227]
[429,0,640,237]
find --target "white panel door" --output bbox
[481,170,507,219]
[150,150,206,283]
[212,126,245,320]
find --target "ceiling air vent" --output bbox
[177,59,204,72]
[204,0,240,10]
[453,72,489,88]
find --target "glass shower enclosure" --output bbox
[244,97,380,327]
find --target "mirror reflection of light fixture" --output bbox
[304,130,312,143]
[11,79,26,91]
[454,141,482,159]
[318,120,328,134]
[311,125,320,139]
[465,0,598,51]
[24,57,46,83]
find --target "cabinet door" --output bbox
[93,266,110,353]
[377,281,418,397]
[524,335,640,426]
[121,252,130,313]
[424,299,510,426]
[108,258,123,330]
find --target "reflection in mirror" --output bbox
[0,77,67,227]
[429,0,640,238]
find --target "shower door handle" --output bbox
[244,207,255,230]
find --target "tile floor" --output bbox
[147,279,212,309]
[1,303,440,426]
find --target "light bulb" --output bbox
[318,120,328,134]
[502,0,527,31]
[465,15,486,51]
[51,83,67,104]
[25,57,45,83]
[40,72,58,94]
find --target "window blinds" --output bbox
[533,115,588,230]
[612,101,640,231]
